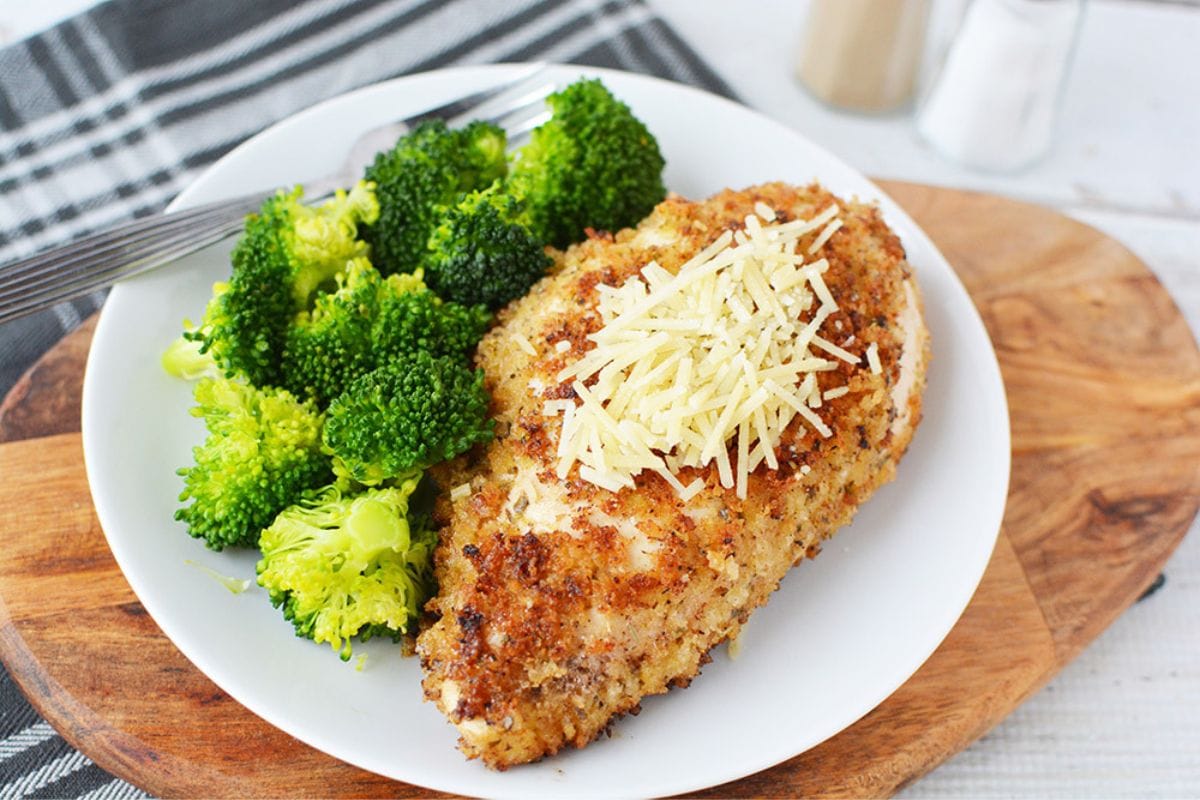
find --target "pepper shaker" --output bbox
[796,0,931,114]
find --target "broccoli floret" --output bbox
[506,78,666,248]
[175,378,331,550]
[280,257,382,407]
[420,183,553,310]
[281,260,492,407]
[371,270,492,366]
[363,120,507,276]
[163,315,220,380]
[322,353,492,485]
[189,182,379,387]
[256,476,436,660]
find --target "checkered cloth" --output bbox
[0,0,733,795]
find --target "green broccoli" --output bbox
[420,183,553,310]
[162,314,220,380]
[188,182,379,387]
[175,378,331,550]
[506,78,666,248]
[256,476,436,660]
[322,353,493,485]
[362,120,507,276]
[372,270,492,363]
[280,256,382,407]
[281,259,492,407]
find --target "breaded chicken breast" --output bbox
[417,182,929,769]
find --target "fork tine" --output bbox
[500,108,553,142]
[477,87,554,130]
[328,65,557,193]
[445,79,557,132]
[459,81,557,127]
[408,62,550,128]
[472,84,556,154]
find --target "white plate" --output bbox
[82,64,1009,798]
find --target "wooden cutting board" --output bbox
[1,181,1198,798]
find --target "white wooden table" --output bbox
[2,0,1198,795]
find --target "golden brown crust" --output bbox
[417,183,930,768]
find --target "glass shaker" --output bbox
[915,0,1085,172]
[795,0,932,114]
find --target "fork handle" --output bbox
[0,192,275,326]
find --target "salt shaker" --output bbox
[915,0,1084,172]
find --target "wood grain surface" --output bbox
[1,181,1197,798]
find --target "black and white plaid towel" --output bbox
[0,0,733,796]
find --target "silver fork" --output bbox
[0,65,555,326]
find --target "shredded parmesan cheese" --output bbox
[727,629,745,660]
[753,202,777,222]
[450,482,472,501]
[512,333,536,356]
[678,477,706,502]
[549,204,875,500]
[866,342,882,374]
[808,218,844,254]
